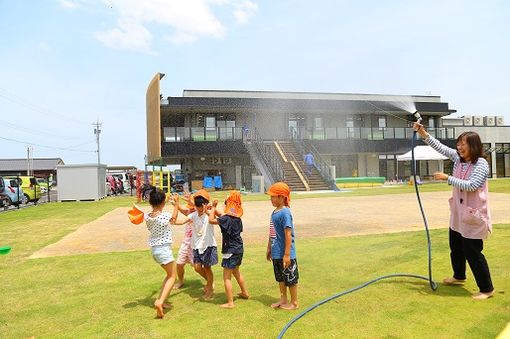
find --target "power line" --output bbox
[0,119,91,140]
[0,87,90,125]
[0,135,96,153]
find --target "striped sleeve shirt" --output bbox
[424,135,489,191]
[269,219,276,239]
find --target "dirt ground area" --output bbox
[30,191,510,258]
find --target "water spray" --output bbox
[277,111,437,338]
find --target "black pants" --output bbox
[449,228,494,293]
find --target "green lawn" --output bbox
[0,183,509,338]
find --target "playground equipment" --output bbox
[135,169,173,203]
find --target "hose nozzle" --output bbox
[413,111,422,123]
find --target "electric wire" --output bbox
[277,118,437,339]
[0,87,90,125]
[0,135,96,153]
[0,119,91,141]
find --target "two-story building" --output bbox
[146,73,509,191]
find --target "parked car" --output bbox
[110,172,132,193]
[35,177,51,193]
[106,175,118,195]
[0,176,7,207]
[6,176,41,204]
[0,177,25,207]
[105,181,113,196]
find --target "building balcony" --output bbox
[163,126,455,142]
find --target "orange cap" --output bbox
[267,182,291,207]
[224,191,243,217]
[194,189,210,202]
[127,204,144,224]
[185,194,195,210]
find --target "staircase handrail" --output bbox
[250,129,285,182]
[293,139,337,190]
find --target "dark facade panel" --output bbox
[164,97,454,115]
[162,140,249,157]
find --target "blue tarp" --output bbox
[203,176,213,188]
[214,176,222,189]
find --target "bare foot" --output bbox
[271,300,284,309]
[280,303,299,310]
[203,292,214,301]
[220,303,235,309]
[173,282,184,290]
[237,292,250,299]
[163,303,172,309]
[154,301,165,318]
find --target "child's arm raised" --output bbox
[208,200,220,225]
[171,194,179,223]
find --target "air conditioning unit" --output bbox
[473,116,483,126]
[463,115,473,126]
[496,116,505,126]
[484,116,495,126]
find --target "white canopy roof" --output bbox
[397,146,448,161]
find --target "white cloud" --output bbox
[233,0,258,24]
[95,20,153,53]
[92,0,258,51]
[58,0,84,9]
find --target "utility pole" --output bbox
[93,121,102,165]
[26,145,33,175]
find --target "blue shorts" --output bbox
[193,246,218,267]
[221,252,243,269]
[151,244,174,265]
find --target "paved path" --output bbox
[30,191,510,258]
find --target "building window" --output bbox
[314,117,323,129]
[428,117,435,128]
[378,116,386,129]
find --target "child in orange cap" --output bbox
[144,188,179,318]
[209,191,250,308]
[172,189,217,300]
[266,182,299,310]
[172,193,206,289]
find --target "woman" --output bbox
[413,122,494,300]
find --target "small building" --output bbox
[57,164,107,201]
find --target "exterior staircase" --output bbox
[270,141,331,191]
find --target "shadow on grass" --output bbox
[374,278,473,298]
[123,290,158,309]
[173,279,205,300]
[251,293,276,307]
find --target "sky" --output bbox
[1,0,509,170]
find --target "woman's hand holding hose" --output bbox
[412,122,429,139]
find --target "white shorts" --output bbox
[176,242,194,265]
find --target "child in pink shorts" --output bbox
[173,194,206,288]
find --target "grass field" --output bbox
[0,180,509,338]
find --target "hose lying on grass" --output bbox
[278,114,437,338]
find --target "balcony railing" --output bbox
[164,127,247,142]
[163,126,456,142]
[292,127,456,140]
